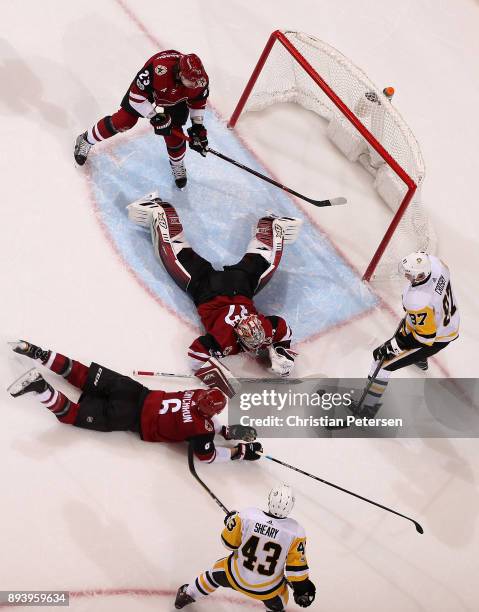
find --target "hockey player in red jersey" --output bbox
[127,195,302,377]
[7,341,262,463]
[74,51,209,188]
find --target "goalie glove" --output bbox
[221,424,257,442]
[195,356,240,398]
[292,579,316,608]
[268,345,296,377]
[126,192,163,227]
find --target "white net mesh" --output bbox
[241,31,436,279]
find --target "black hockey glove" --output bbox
[232,442,263,461]
[373,337,402,362]
[223,510,239,527]
[187,123,208,156]
[292,579,316,608]
[222,424,257,442]
[150,112,172,136]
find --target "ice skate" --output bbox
[7,368,50,398]
[9,340,49,362]
[174,584,195,609]
[170,159,187,189]
[74,132,92,166]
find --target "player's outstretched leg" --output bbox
[9,340,90,390]
[7,368,79,424]
[150,203,193,291]
[74,110,139,166]
[243,214,302,293]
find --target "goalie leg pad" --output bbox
[127,191,163,227]
[245,216,287,293]
[150,204,192,291]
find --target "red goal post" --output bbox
[227,30,435,281]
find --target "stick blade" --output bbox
[414,522,424,534]
[329,197,347,206]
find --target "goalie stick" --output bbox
[188,442,229,514]
[260,453,424,534]
[172,128,347,208]
[132,370,310,385]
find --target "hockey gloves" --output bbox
[222,424,257,442]
[187,123,208,156]
[233,442,263,461]
[292,579,316,608]
[373,337,402,362]
[150,112,172,136]
[268,345,296,377]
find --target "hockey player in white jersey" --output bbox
[174,484,316,611]
[354,252,459,417]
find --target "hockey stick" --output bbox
[325,318,406,431]
[172,128,346,208]
[133,370,307,385]
[261,453,424,534]
[188,442,229,514]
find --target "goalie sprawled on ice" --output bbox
[128,193,302,378]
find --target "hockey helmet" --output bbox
[234,314,266,352]
[196,387,227,418]
[399,252,431,284]
[268,483,295,518]
[179,54,208,88]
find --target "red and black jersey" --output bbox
[140,389,218,462]
[124,50,209,118]
[187,295,292,369]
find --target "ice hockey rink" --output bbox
[1,0,479,610]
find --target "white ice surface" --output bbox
[1,1,479,610]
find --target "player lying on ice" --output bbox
[7,342,262,464]
[174,483,316,611]
[352,252,460,418]
[128,193,302,378]
[74,50,209,189]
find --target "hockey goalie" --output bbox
[128,193,302,378]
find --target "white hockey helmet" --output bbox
[399,252,431,284]
[268,483,295,518]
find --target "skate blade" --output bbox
[6,367,39,396]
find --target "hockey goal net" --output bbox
[228,30,436,281]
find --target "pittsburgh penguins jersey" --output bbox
[401,255,459,346]
[220,507,309,600]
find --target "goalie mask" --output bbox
[235,315,267,352]
[399,252,431,284]
[179,54,208,88]
[196,388,227,418]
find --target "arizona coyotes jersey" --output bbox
[220,507,309,600]
[124,50,209,119]
[187,295,292,369]
[140,389,220,462]
[401,256,459,346]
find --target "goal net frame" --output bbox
[227,30,425,282]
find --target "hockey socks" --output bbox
[187,570,221,600]
[360,365,391,418]
[37,387,80,425]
